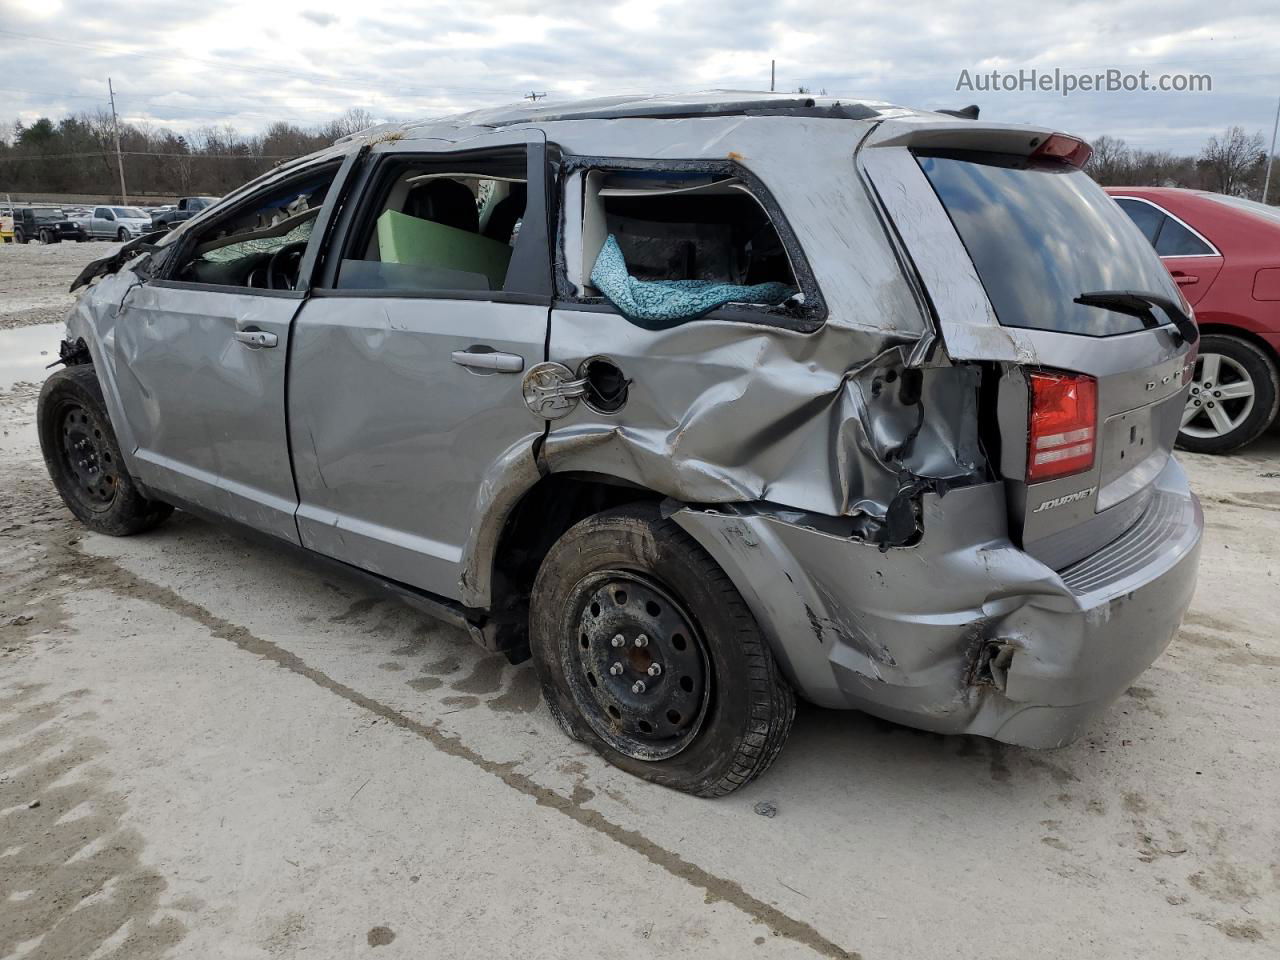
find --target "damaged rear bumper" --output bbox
[671,457,1202,748]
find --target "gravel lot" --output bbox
[1,240,1278,959]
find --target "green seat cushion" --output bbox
[376,209,512,290]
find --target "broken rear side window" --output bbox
[564,169,803,327]
[335,150,535,295]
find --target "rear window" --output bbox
[917,151,1180,336]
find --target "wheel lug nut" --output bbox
[1213,390,1221,397]
[634,634,648,648]
[631,680,646,694]
[647,663,662,677]
[610,634,625,648]
[609,662,623,676]
[1207,401,1215,408]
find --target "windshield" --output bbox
[32,207,65,220]
[113,207,148,218]
[916,150,1181,336]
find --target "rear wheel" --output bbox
[38,365,173,536]
[14,228,25,244]
[1178,334,1279,453]
[530,503,794,797]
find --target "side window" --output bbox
[335,147,538,295]
[1155,218,1213,257]
[1115,198,1163,244]
[560,164,808,328]
[169,163,339,289]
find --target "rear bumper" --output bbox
[672,457,1202,748]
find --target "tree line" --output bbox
[1087,126,1275,199]
[0,108,375,199]
[1,108,1275,203]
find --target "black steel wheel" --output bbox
[566,570,710,761]
[531,503,795,796]
[38,365,172,536]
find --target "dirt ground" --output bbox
[1,240,1277,959]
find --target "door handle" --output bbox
[451,349,524,373]
[1172,273,1199,285]
[234,329,278,348]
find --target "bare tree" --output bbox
[1086,135,1133,184]
[1199,126,1266,197]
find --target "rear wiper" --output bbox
[1073,290,1198,346]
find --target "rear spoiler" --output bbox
[69,229,169,292]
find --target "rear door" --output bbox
[860,125,1195,568]
[288,131,553,601]
[1113,196,1223,306]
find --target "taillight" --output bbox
[1029,133,1093,169]
[1027,371,1097,483]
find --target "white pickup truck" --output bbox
[85,205,154,241]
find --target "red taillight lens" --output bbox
[1030,133,1093,169]
[1027,371,1097,483]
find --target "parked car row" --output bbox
[2,198,221,244]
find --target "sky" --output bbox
[1,0,1277,155]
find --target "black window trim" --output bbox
[1111,195,1221,259]
[551,154,827,334]
[314,140,554,302]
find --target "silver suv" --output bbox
[41,94,1203,796]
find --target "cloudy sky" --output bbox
[1,0,1277,154]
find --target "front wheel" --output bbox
[530,503,795,797]
[1177,334,1280,453]
[38,365,173,536]
[116,228,128,242]
[38,229,52,244]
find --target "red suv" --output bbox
[1105,187,1280,452]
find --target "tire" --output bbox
[116,228,128,242]
[38,365,173,536]
[39,229,51,244]
[530,503,795,797]
[1177,334,1280,454]
[14,229,25,244]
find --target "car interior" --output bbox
[562,169,799,298]
[175,167,338,289]
[336,156,529,293]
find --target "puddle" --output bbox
[0,322,63,390]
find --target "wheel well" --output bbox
[1197,324,1280,369]
[489,473,663,617]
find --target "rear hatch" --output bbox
[859,122,1195,569]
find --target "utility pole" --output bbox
[108,77,127,205]
[1264,94,1279,206]
[770,59,775,92]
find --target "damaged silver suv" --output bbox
[41,94,1203,796]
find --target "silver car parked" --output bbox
[41,94,1203,796]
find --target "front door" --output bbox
[288,134,553,600]
[112,157,351,544]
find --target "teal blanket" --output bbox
[590,234,796,326]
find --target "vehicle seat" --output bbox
[482,184,527,242]
[403,179,478,233]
